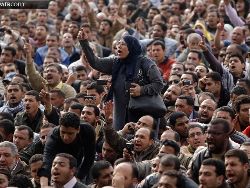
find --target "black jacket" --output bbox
[41,123,96,180]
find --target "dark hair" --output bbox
[0,167,11,180]
[45,63,63,74]
[237,78,250,90]
[55,153,77,168]
[87,82,105,94]
[59,112,80,129]
[3,46,16,56]
[91,160,112,179]
[0,119,15,135]
[25,90,40,101]
[40,122,56,130]
[13,73,29,83]
[50,88,66,98]
[177,95,194,106]
[75,65,87,73]
[161,140,180,155]
[183,72,198,83]
[151,40,166,50]
[15,125,34,140]
[29,154,43,165]
[160,154,180,170]
[75,93,87,99]
[0,112,14,122]
[209,118,230,134]
[64,97,79,104]
[47,32,60,41]
[85,105,100,116]
[188,123,205,134]
[189,49,202,60]
[153,22,167,32]
[8,174,33,188]
[102,19,113,27]
[198,92,216,102]
[169,111,187,127]
[215,106,236,120]
[225,149,249,164]
[229,53,245,64]
[8,82,24,92]
[234,95,250,113]
[161,170,185,188]
[231,86,247,96]
[36,24,49,32]
[70,103,84,112]
[206,72,222,82]
[202,158,225,177]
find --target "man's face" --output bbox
[13,129,32,151]
[135,116,154,131]
[68,23,79,37]
[51,156,75,186]
[147,9,158,19]
[159,145,176,155]
[157,175,177,188]
[174,116,189,138]
[46,35,58,48]
[35,26,47,40]
[187,52,200,65]
[152,24,165,39]
[0,147,17,169]
[69,6,81,19]
[134,128,153,152]
[206,123,228,153]
[187,127,206,149]
[96,166,113,187]
[181,74,193,83]
[164,85,181,105]
[214,111,233,130]
[30,160,43,184]
[175,98,192,116]
[171,64,184,76]
[168,75,180,85]
[37,12,47,23]
[229,56,244,77]
[44,66,61,86]
[24,95,40,115]
[62,33,74,48]
[0,50,14,64]
[102,142,118,163]
[81,106,98,126]
[206,12,219,27]
[3,64,17,75]
[195,65,207,78]
[231,27,244,44]
[225,157,248,184]
[50,92,64,109]
[238,103,250,127]
[205,78,220,95]
[0,173,8,188]
[240,145,250,159]
[87,89,102,105]
[152,44,165,64]
[113,163,135,188]
[40,127,53,145]
[59,126,79,144]
[198,99,216,124]
[76,70,87,81]
[6,85,24,105]
[184,64,196,73]
[199,165,223,188]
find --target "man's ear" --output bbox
[216,175,224,187]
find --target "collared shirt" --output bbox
[64,176,77,188]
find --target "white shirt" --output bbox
[64,176,77,188]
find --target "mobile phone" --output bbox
[126,142,134,154]
[183,80,192,86]
[96,79,108,85]
[83,95,96,100]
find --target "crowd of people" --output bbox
[0,0,250,187]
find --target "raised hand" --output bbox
[217,22,224,32]
[77,29,88,41]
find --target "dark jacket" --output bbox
[41,123,96,180]
[80,40,163,130]
[73,181,89,188]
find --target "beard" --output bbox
[164,99,176,107]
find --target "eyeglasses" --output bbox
[169,80,179,84]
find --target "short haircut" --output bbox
[75,65,87,73]
[234,95,250,113]
[36,24,49,32]
[29,154,43,165]
[55,153,77,169]
[238,78,250,89]
[87,82,105,94]
[214,106,236,120]
[153,22,167,32]
[231,86,247,96]
[169,111,187,127]
[161,140,180,156]
[206,72,222,82]
[230,53,245,64]
[161,170,185,188]
[201,158,225,177]
[198,92,216,102]
[160,154,180,170]
[151,40,166,50]
[25,90,40,101]
[189,49,202,60]
[8,174,33,187]
[64,97,79,104]
[91,160,112,179]
[225,149,249,164]
[15,125,34,140]
[59,112,80,129]
[45,63,63,74]
[0,167,11,180]
[3,46,16,56]
[102,19,113,27]
[0,141,18,156]
[47,32,60,41]
[85,105,100,116]
[188,123,204,134]
[0,112,14,122]
[209,118,230,134]
[177,95,194,106]
[70,103,84,112]
[183,72,198,83]
[8,82,24,92]
[0,119,15,135]
[50,88,66,98]
[40,122,56,130]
